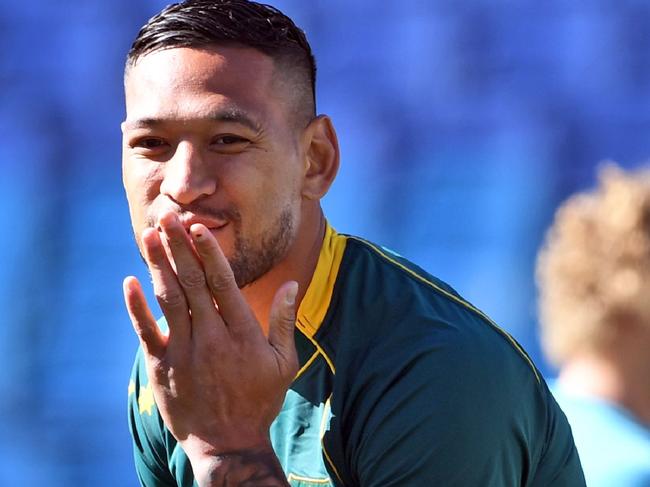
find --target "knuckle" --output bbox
[166,232,186,248]
[147,355,165,373]
[178,268,206,289]
[283,308,297,324]
[276,309,296,328]
[208,272,235,293]
[135,323,153,341]
[156,289,185,308]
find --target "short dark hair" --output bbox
[126,0,317,123]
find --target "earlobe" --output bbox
[301,115,340,200]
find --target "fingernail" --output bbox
[285,282,299,306]
[160,211,176,224]
[191,224,204,240]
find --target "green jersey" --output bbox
[128,223,585,486]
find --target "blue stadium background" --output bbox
[2,1,649,484]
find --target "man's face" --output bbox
[122,46,305,287]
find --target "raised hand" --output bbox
[123,211,298,486]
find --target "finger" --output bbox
[159,212,219,325]
[142,226,191,344]
[268,281,299,380]
[123,276,166,358]
[189,224,256,335]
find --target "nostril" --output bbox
[160,170,217,205]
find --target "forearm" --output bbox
[191,446,289,487]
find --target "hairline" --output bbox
[124,41,315,128]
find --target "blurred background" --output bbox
[1,0,650,485]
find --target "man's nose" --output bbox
[160,141,217,205]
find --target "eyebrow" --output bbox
[123,107,261,133]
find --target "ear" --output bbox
[301,115,340,200]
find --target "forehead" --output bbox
[124,46,278,123]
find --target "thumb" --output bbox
[268,280,299,379]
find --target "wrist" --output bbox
[180,430,273,460]
[187,444,287,487]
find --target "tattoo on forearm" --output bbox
[196,447,289,487]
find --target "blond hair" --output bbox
[536,163,650,366]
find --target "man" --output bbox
[122,1,585,485]
[537,164,650,487]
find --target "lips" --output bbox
[177,214,228,233]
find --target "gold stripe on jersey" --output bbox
[347,236,541,384]
[296,222,347,339]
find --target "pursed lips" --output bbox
[178,214,229,233]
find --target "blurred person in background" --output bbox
[537,163,650,486]
[121,0,585,485]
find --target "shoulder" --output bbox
[322,236,585,485]
[333,235,540,386]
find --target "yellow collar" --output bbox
[296,222,347,338]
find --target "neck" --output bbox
[558,352,650,427]
[241,206,326,335]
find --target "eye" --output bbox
[133,137,168,149]
[213,135,249,145]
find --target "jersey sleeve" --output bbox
[128,347,178,487]
[327,320,585,486]
[527,383,585,487]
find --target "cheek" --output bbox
[256,165,301,212]
[123,161,162,225]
